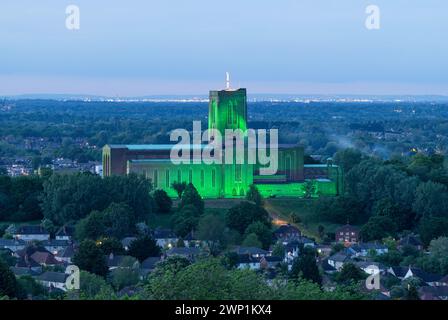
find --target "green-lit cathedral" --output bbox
[102,81,343,199]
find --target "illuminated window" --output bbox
[211,169,216,188]
[189,169,193,183]
[178,170,181,183]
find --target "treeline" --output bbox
[317,149,448,245]
[0,175,43,222]
[0,172,153,226]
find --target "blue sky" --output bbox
[0,0,447,96]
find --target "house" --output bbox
[42,239,70,255]
[321,258,337,274]
[316,244,332,257]
[327,252,351,270]
[35,271,68,291]
[387,266,446,286]
[121,237,137,251]
[183,231,204,248]
[153,228,178,248]
[140,256,162,278]
[273,224,301,242]
[419,286,448,300]
[15,256,43,273]
[237,254,261,270]
[30,251,62,266]
[262,256,282,269]
[55,245,76,264]
[105,253,127,270]
[335,224,359,243]
[398,234,423,251]
[13,226,50,242]
[10,266,41,277]
[0,239,26,252]
[284,241,300,265]
[348,243,389,257]
[354,261,386,275]
[233,246,269,258]
[299,237,316,248]
[166,247,201,261]
[55,226,75,241]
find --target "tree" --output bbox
[128,235,161,262]
[314,195,365,225]
[336,263,367,283]
[377,250,403,267]
[16,275,46,299]
[0,176,44,222]
[97,237,125,255]
[372,198,413,232]
[0,259,18,298]
[147,258,270,300]
[73,240,108,277]
[360,215,396,241]
[171,204,201,237]
[153,189,172,213]
[425,237,448,274]
[75,210,105,240]
[272,243,285,258]
[289,251,322,285]
[75,203,135,240]
[244,221,272,249]
[274,278,365,300]
[41,173,153,226]
[418,216,448,246]
[171,181,187,199]
[226,201,271,234]
[318,225,325,239]
[221,252,239,269]
[110,256,140,290]
[242,233,262,248]
[179,183,204,215]
[413,181,448,220]
[41,218,56,235]
[78,271,115,300]
[246,184,263,206]
[102,203,135,238]
[304,181,316,199]
[405,283,420,300]
[334,148,362,173]
[196,213,226,243]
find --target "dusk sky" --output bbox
[1,0,447,96]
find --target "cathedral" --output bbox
[102,80,343,199]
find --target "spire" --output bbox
[225,72,230,90]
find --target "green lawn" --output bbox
[264,198,342,241]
